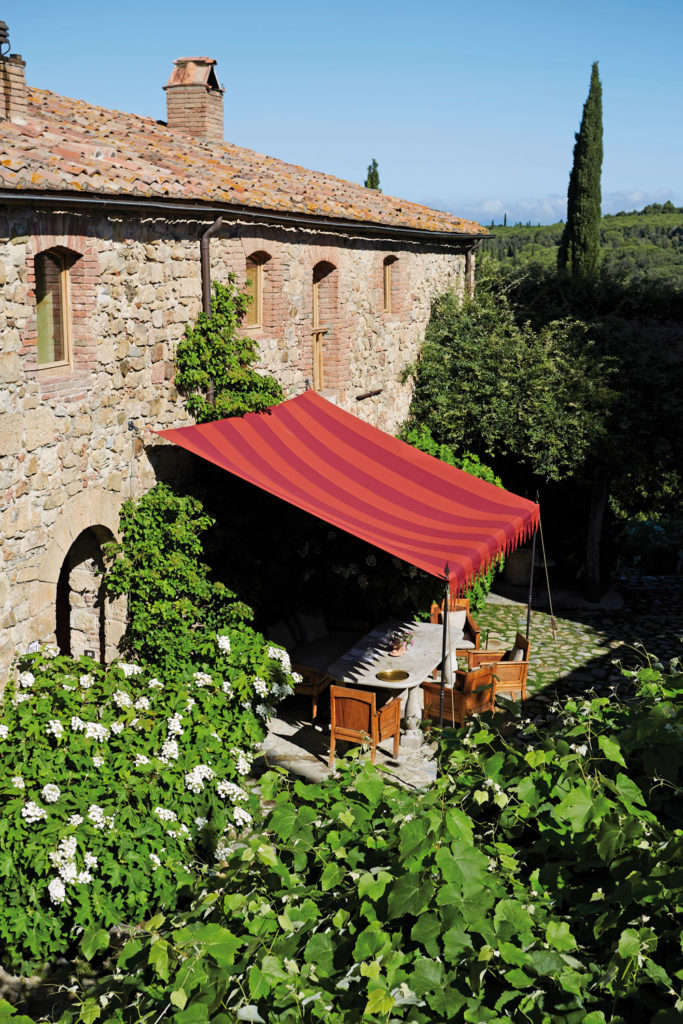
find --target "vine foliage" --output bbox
[175,277,283,423]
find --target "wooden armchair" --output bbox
[422,665,496,727]
[328,686,401,766]
[430,598,481,653]
[467,632,530,702]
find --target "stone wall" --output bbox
[0,203,468,682]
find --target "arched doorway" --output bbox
[55,526,113,661]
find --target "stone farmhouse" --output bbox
[0,31,487,682]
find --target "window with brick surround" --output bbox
[383,255,398,313]
[35,249,74,367]
[312,261,337,391]
[244,255,262,328]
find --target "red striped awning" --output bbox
[156,392,539,592]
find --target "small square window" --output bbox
[36,250,72,366]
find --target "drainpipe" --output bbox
[465,239,482,298]
[200,216,223,314]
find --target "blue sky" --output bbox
[5,0,682,224]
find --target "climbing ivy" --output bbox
[175,277,283,423]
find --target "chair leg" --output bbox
[370,744,376,765]
[392,730,400,760]
[312,693,318,719]
[328,735,335,767]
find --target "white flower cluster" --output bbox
[233,806,253,828]
[193,671,213,687]
[255,703,268,718]
[267,646,292,672]
[88,804,114,830]
[159,738,179,762]
[0,724,8,739]
[11,776,24,789]
[80,673,94,688]
[167,714,183,736]
[119,663,143,678]
[217,634,231,654]
[221,679,233,696]
[148,677,163,689]
[46,720,64,739]
[42,645,59,658]
[48,877,66,904]
[134,754,150,767]
[22,801,48,823]
[150,852,162,869]
[68,813,83,826]
[41,784,60,803]
[18,671,35,689]
[110,722,124,735]
[154,806,177,822]
[231,747,252,776]
[71,716,85,732]
[216,780,248,803]
[195,816,208,828]
[185,764,214,794]
[12,693,30,706]
[134,696,150,711]
[92,756,104,767]
[113,690,132,708]
[49,836,97,887]
[85,722,110,742]
[186,698,196,712]
[271,678,296,699]
[253,676,269,697]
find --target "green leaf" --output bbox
[170,990,187,1010]
[411,912,441,956]
[358,870,392,901]
[365,989,394,1016]
[80,926,110,962]
[269,802,298,840]
[546,920,577,952]
[554,785,594,831]
[618,928,641,959]
[304,933,335,977]
[387,872,434,919]
[79,1001,101,1024]
[354,766,384,805]
[504,968,533,989]
[494,900,535,941]
[321,861,343,891]
[598,734,626,766]
[148,938,170,981]
[173,1005,209,1024]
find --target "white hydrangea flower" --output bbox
[84,852,98,869]
[214,837,231,862]
[267,646,291,672]
[150,852,161,869]
[216,780,248,802]
[255,703,269,718]
[71,716,85,732]
[85,722,109,742]
[92,756,104,767]
[159,738,179,762]
[217,634,231,654]
[134,754,150,767]
[18,671,35,689]
[231,748,252,776]
[46,720,64,738]
[60,861,78,883]
[119,663,143,678]
[113,690,132,709]
[185,764,215,794]
[253,677,268,697]
[11,775,24,789]
[41,784,60,803]
[290,672,303,685]
[48,877,66,904]
[87,805,107,829]
[195,816,208,828]
[42,645,60,659]
[233,806,253,828]
[22,801,47,823]
[0,724,8,739]
[12,693,30,706]
[186,698,196,712]
[167,714,183,736]
[76,870,93,884]
[134,696,150,711]
[68,813,83,826]
[148,678,163,689]
[62,683,76,691]
[193,671,213,687]
[221,679,233,696]
[79,674,94,689]
[110,722,124,735]
[154,806,177,822]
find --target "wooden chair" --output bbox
[422,665,496,727]
[467,632,530,701]
[291,664,331,721]
[328,686,401,766]
[430,597,481,653]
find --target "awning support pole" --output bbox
[526,494,540,640]
[439,565,450,727]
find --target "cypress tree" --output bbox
[558,62,603,277]
[364,159,381,191]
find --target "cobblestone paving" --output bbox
[476,573,683,711]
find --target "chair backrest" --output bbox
[330,686,376,735]
[455,666,496,715]
[514,632,530,660]
[430,597,470,623]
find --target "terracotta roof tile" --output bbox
[0,87,486,237]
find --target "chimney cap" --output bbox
[164,56,224,93]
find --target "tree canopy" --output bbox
[364,158,381,190]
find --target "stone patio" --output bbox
[257,573,683,788]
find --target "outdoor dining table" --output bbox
[326,620,463,732]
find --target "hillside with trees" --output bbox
[483,202,683,296]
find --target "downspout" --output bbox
[465,239,483,298]
[200,216,223,314]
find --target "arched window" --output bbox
[312,261,337,391]
[244,251,270,328]
[383,255,398,314]
[35,248,76,366]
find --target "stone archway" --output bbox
[32,487,127,661]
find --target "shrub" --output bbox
[60,656,682,1024]
[0,636,297,971]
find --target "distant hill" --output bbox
[482,202,683,291]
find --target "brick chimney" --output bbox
[164,57,224,144]
[0,22,27,122]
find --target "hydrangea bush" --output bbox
[0,635,297,971]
